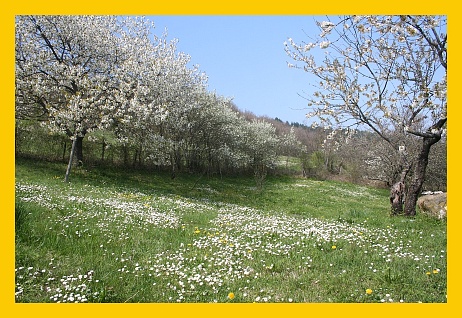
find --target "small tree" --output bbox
[244,120,279,190]
[285,15,446,216]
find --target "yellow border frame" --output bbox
[2,1,457,317]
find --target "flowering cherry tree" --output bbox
[15,16,143,180]
[242,119,280,189]
[15,15,194,181]
[110,28,208,174]
[285,15,446,215]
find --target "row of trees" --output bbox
[16,108,446,193]
[15,16,300,183]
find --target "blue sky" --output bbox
[149,15,322,124]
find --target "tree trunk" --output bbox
[101,139,106,162]
[62,141,67,162]
[75,135,84,166]
[138,145,143,167]
[170,152,176,179]
[122,145,129,166]
[65,136,78,183]
[403,136,441,216]
[390,166,409,215]
[133,148,138,168]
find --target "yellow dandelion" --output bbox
[433,269,440,274]
[366,289,373,295]
[228,292,235,300]
[332,245,337,249]
[426,272,431,276]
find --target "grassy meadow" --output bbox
[15,158,446,303]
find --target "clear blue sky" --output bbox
[149,15,322,124]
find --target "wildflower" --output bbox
[332,245,337,250]
[228,292,235,300]
[426,272,431,276]
[433,269,440,274]
[366,289,373,295]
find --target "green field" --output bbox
[15,158,446,303]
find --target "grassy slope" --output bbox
[15,158,446,303]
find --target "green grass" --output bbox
[15,157,446,303]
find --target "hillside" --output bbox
[15,158,446,303]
